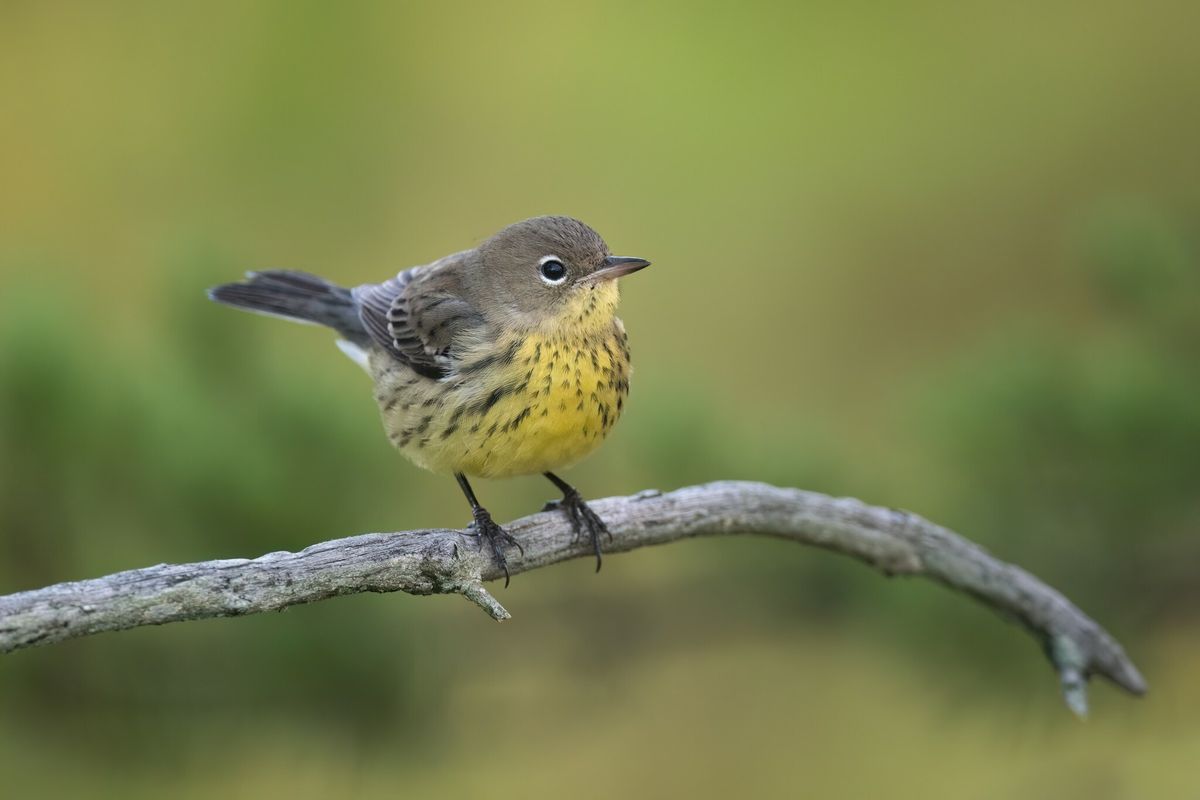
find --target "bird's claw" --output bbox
[550,489,611,572]
[468,508,523,588]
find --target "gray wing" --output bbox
[353,257,484,379]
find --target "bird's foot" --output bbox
[468,507,523,588]
[544,489,611,572]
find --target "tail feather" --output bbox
[208,270,367,344]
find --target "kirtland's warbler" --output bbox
[209,216,649,583]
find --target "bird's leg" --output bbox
[542,472,611,572]
[455,472,523,588]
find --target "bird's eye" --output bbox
[538,257,567,285]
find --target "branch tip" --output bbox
[460,582,510,621]
[1060,669,1089,719]
[1048,634,1090,718]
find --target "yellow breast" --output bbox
[466,331,628,477]
[373,317,631,480]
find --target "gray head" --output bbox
[473,216,649,324]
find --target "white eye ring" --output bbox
[538,254,568,285]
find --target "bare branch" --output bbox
[0,481,1145,713]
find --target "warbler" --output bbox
[208,216,649,583]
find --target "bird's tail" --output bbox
[208,270,367,344]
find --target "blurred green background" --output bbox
[1,1,1198,797]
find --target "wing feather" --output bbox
[352,255,483,379]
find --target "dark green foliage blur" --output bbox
[919,202,1200,627]
[1,1,1197,797]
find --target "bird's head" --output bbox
[474,216,649,330]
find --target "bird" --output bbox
[208,216,649,585]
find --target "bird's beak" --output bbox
[586,256,651,284]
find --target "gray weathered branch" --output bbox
[0,481,1145,714]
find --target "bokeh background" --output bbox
[2,1,1198,797]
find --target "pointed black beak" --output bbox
[587,256,651,284]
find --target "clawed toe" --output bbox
[552,489,610,572]
[468,508,523,588]
[540,473,611,573]
[577,501,612,545]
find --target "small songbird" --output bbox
[209,216,649,584]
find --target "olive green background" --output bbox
[1,2,1197,797]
